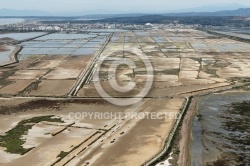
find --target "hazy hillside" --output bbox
[0,6,250,17]
[163,8,250,16]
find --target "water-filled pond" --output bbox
[17,33,107,57]
[0,45,15,64]
[191,92,250,165]
[0,32,46,41]
[35,33,96,40]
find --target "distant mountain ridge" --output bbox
[168,3,248,13]
[162,8,250,16]
[83,8,250,19]
[0,7,250,17]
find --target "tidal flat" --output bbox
[191,92,250,166]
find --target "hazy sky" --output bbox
[1,0,250,13]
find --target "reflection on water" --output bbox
[191,42,250,52]
[0,45,15,64]
[17,33,108,57]
[35,33,96,40]
[191,92,250,166]
[152,36,166,42]
[190,117,203,166]
[210,30,250,40]
[0,32,46,41]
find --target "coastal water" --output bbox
[191,92,250,166]
[0,45,15,64]
[0,18,24,25]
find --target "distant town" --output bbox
[0,21,202,32]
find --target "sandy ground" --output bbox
[42,68,81,80]
[217,67,250,78]
[179,71,198,80]
[78,80,142,97]
[1,29,250,166]
[156,152,173,166]
[58,56,93,70]
[180,58,200,71]
[0,98,131,165]
[0,147,21,164]
[29,80,75,96]
[147,82,230,97]
[141,75,179,82]
[177,99,197,166]
[0,80,34,95]
[7,70,48,80]
[21,123,64,149]
[0,98,184,166]
[64,98,185,166]
[27,60,63,69]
